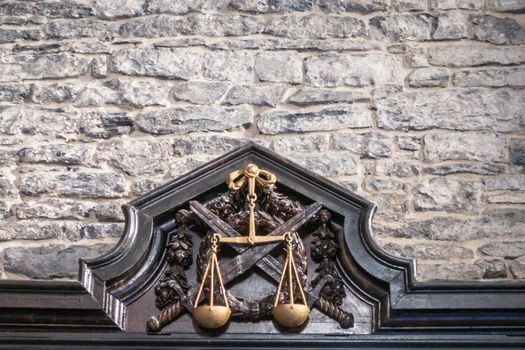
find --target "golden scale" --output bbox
[192,164,309,329]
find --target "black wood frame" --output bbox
[0,144,524,348]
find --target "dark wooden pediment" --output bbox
[1,144,525,349]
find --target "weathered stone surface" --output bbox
[458,0,483,9]
[34,1,94,18]
[155,38,206,48]
[408,68,449,87]
[487,0,525,12]
[111,48,203,79]
[434,11,468,40]
[125,14,182,37]
[0,1,91,17]
[375,160,421,177]
[0,200,10,219]
[454,68,525,87]
[33,79,169,107]
[255,52,302,84]
[128,13,263,38]
[0,106,78,135]
[31,83,79,103]
[169,155,216,178]
[0,0,522,284]
[424,132,506,162]
[63,41,113,54]
[0,83,30,103]
[337,178,360,192]
[428,46,525,67]
[93,0,145,19]
[3,16,36,25]
[471,15,525,45]
[223,84,286,107]
[477,259,507,279]
[19,171,127,198]
[413,178,483,212]
[333,132,392,158]
[511,139,525,171]
[406,49,430,68]
[486,175,525,191]
[480,241,525,258]
[0,172,18,199]
[16,199,92,220]
[424,163,505,176]
[230,0,311,12]
[172,81,229,104]
[137,105,253,135]
[79,111,133,139]
[82,223,124,239]
[392,0,426,11]
[368,193,410,220]
[305,53,403,87]
[183,14,265,36]
[0,2,31,16]
[0,138,21,146]
[377,89,524,132]
[146,0,206,14]
[0,221,81,242]
[207,37,380,51]
[288,152,358,176]
[370,14,436,41]
[258,107,372,134]
[97,137,169,177]
[45,18,122,40]
[510,257,525,279]
[0,28,42,43]
[172,135,244,156]
[3,243,113,279]
[365,178,405,192]
[383,242,474,260]
[271,135,330,153]
[316,0,388,13]
[289,88,370,106]
[18,144,92,165]
[375,214,524,241]
[1,53,89,80]
[265,14,368,38]
[397,136,420,151]
[131,178,164,195]
[118,80,170,108]
[91,57,107,78]
[0,150,16,167]
[487,193,525,204]
[417,263,484,280]
[204,51,254,81]
[483,208,525,236]
[0,150,16,168]
[431,0,482,10]
[94,201,125,222]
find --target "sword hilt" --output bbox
[315,297,354,329]
[146,302,184,332]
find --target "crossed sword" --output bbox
[147,201,354,332]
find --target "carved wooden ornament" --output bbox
[1,144,525,349]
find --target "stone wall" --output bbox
[0,0,523,281]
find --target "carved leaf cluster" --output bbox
[311,209,347,306]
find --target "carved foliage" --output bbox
[311,210,346,306]
[150,185,348,328]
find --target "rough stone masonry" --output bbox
[0,0,523,281]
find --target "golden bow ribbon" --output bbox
[226,163,276,192]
